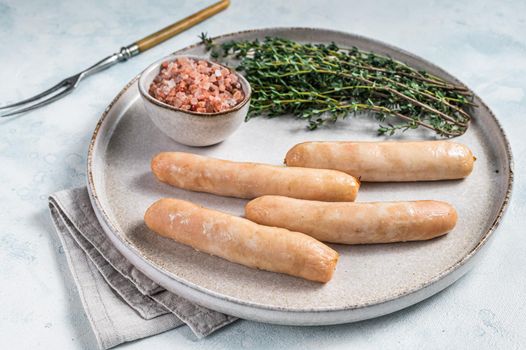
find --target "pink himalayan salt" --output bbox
[149,57,245,113]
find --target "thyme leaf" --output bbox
[200,33,475,137]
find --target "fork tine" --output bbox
[0,79,69,110]
[0,86,74,118]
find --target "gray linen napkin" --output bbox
[48,187,237,349]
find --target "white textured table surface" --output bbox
[1,0,525,349]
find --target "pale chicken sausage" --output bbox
[152,152,360,201]
[144,198,339,283]
[284,141,474,182]
[245,196,457,244]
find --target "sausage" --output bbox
[245,196,457,244]
[284,141,474,182]
[152,152,360,201]
[144,198,339,283]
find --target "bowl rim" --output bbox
[138,54,252,117]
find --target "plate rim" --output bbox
[86,27,514,318]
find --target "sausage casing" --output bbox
[245,196,457,244]
[152,152,359,201]
[284,141,474,182]
[144,198,339,283]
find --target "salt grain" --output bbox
[149,57,245,113]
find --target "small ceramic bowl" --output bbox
[138,55,251,147]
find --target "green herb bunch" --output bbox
[200,33,475,136]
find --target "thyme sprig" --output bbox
[200,34,475,136]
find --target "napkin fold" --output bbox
[48,187,237,349]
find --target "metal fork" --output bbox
[0,0,229,118]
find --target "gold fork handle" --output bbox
[135,0,230,52]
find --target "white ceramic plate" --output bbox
[87,28,513,325]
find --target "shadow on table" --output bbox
[198,279,468,348]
